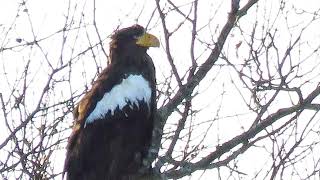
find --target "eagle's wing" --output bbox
[63,66,118,178]
[63,65,154,180]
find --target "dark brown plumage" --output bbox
[63,25,159,180]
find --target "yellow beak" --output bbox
[136,33,160,47]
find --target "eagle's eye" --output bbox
[133,35,140,40]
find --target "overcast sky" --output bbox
[1,0,320,179]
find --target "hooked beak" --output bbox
[136,33,160,47]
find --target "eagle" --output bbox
[63,25,159,180]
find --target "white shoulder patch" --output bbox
[85,74,151,125]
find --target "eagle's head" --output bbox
[109,25,160,64]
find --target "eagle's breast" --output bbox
[84,74,151,125]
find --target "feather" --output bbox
[63,25,158,180]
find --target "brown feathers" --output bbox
[63,25,158,180]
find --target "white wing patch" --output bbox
[85,74,151,125]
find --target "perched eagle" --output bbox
[63,25,159,180]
